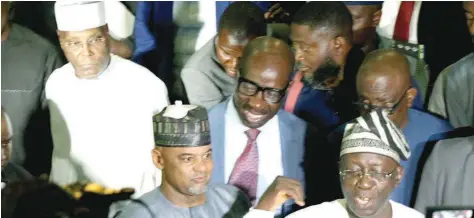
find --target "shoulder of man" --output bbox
[10,23,59,55]
[286,200,346,218]
[45,62,74,94]
[112,55,167,87]
[115,188,162,218]
[207,184,252,212]
[434,136,474,160]
[277,109,307,129]
[409,109,453,130]
[182,36,221,76]
[445,53,474,87]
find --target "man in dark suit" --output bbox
[414,134,474,213]
[208,36,307,216]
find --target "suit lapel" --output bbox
[210,100,229,184]
[278,110,297,179]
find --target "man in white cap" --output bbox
[243,110,424,218]
[46,0,169,206]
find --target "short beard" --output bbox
[187,185,207,195]
[302,57,341,90]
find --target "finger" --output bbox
[276,176,301,186]
[264,12,271,19]
[286,182,305,202]
[275,179,305,203]
[269,8,284,18]
[280,187,305,206]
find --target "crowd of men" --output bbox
[1,1,474,218]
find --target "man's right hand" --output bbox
[255,176,305,212]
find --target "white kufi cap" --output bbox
[55,1,106,31]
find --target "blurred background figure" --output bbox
[1,1,64,177]
[415,134,474,213]
[2,108,33,188]
[345,1,383,54]
[377,1,472,104]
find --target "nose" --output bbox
[356,174,375,190]
[193,159,209,174]
[80,43,94,57]
[295,48,304,62]
[229,57,239,70]
[247,91,266,110]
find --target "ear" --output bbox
[406,87,417,108]
[103,24,109,34]
[373,10,382,27]
[152,148,164,170]
[331,36,350,65]
[394,165,404,186]
[333,36,345,52]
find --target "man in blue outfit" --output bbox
[351,49,453,206]
[317,49,453,207]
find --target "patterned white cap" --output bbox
[341,110,410,163]
[55,1,106,31]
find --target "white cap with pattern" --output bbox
[341,110,411,163]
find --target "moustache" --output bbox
[241,101,270,115]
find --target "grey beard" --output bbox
[188,185,208,195]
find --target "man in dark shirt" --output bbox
[283,1,364,132]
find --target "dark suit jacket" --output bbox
[414,135,474,213]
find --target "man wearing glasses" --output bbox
[320,49,453,208]
[208,36,307,216]
[351,49,453,206]
[243,110,424,218]
[46,2,169,214]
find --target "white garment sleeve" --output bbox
[243,209,275,218]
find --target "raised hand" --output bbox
[255,176,305,212]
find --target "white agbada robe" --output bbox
[46,54,169,197]
[244,199,424,218]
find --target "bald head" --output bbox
[239,36,295,79]
[357,49,411,87]
[355,49,418,128]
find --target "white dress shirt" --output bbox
[377,1,423,44]
[244,199,425,218]
[47,55,169,198]
[224,98,284,205]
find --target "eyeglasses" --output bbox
[339,167,397,183]
[60,35,106,51]
[353,87,411,114]
[237,77,288,104]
